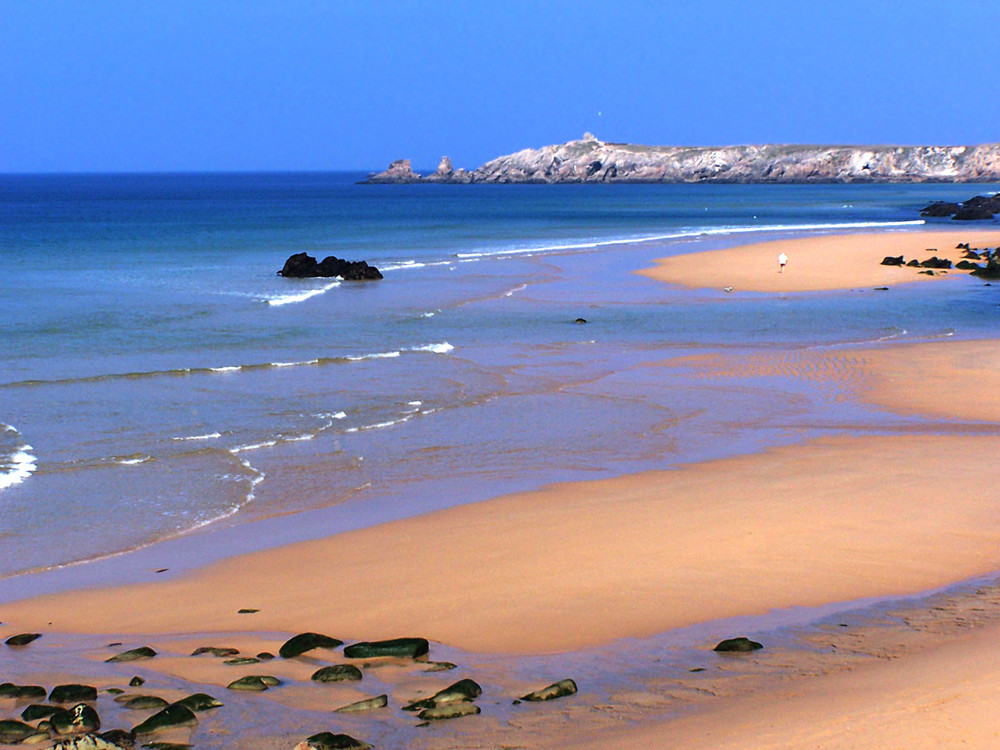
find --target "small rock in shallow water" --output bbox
[191,646,240,657]
[174,693,223,712]
[279,632,343,658]
[713,636,763,652]
[121,696,169,711]
[403,679,482,711]
[343,637,429,659]
[4,632,42,646]
[423,661,457,672]
[106,646,157,663]
[0,683,47,699]
[223,657,260,665]
[226,675,280,691]
[50,684,99,703]
[294,732,372,750]
[333,694,388,713]
[128,676,145,687]
[21,704,61,721]
[518,678,578,702]
[417,703,481,721]
[98,729,136,748]
[311,664,362,683]
[50,703,101,735]
[256,651,275,660]
[132,703,198,735]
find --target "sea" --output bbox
[1,173,998,588]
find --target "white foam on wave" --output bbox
[345,415,415,433]
[210,365,242,373]
[0,424,37,491]
[505,284,527,297]
[410,342,454,354]
[346,350,402,361]
[264,281,342,307]
[173,432,222,442]
[454,220,926,260]
[271,359,319,368]
[117,455,153,466]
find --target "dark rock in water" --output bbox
[953,206,996,220]
[906,259,921,267]
[50,684,99,703]
[237,608,259,614]
[333,694,388,713]
[279,632,343,658]
[223,656,260,665]
[50,703,101,735]
[919,256,952,269]
[295,731,373,750]
[417,703,481,721]
[132,703,198,735]
[128,676,145,687]
[713,636,763,652]
[311,664,363,683]
[5,632,42,646]
[277,252,383,281]
[226,675,281,691]
[0,682,47,699]
[874,287,889,291]
[424,661,458,672]
[99,728,137,748]
[963,250,982,259]
[174,693,223,712]
[105,688,125,695]
[256,651,275,660]
[191,646,240,657]
[921,201,961,217]
[972,259,1000,278]
[121,695,169,711]
[403,678,482,711]
[957,242,971,250]
[343,637,429,659]
[518,678,578,702]
[22,703,62,721]
[919,269,935,275]
[880,255,905,266]
[0,720,38,744]
[955,260,981,270]
[106,646,156,663]
[574,317,588,324]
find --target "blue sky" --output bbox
[3,0,999,172]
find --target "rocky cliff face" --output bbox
[365,133,1000,184]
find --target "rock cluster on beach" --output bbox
[921,194,1000,221]
[363,133,1000,184]
[879,241,1000,278]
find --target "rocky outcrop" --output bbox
[922,194,1000,221]
[278,253,382,280]
[364,135,1000,184]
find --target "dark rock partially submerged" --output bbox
[5,632,42,646]
[0,719,39,744]
[518,679,578,702]
[713,636,763,652]
[311,664,363,683]
[403,678,482,711]
[50,703,101,735]
[343,637,429,659]
[50,684,99,703]
[279,632,343,658]
[294,731,372,750]
[132,703,198,735]
[278,253,383,280]
[106,646,157,663]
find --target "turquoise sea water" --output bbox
[1,174,998,582]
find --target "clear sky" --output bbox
[3,0,999,173]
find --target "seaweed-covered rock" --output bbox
[50,684,99,703]
[311,664,363,683]
[418,703,481,721]
[518,678,578,702]
[403,679,482,711]
[0,682,47,699]
[191,646,240,657]
[0,719,38,744]
[293,732,372,750]
[120,695,169,711]
[21,703,62,721]
[132,703,198,735]
[334,694,388,713]
[106,646,157,663]
[226,675,280,691]
[713,636,763,652]
[50,703,101,735]
[344,637,429,659]
[279,632,343,659]
[174,693,223,712]
[4,632,42,646]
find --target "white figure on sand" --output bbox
[778,252,788,273]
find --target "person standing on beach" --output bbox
[778,252,788,273]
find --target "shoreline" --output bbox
[7,229,1000,747]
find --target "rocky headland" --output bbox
[364,133,1000,184]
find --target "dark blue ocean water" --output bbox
[1,173,997,579]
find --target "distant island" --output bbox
[364,133,1000,184]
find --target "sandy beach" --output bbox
[639,229,1000,292]
[6,229,1000,748]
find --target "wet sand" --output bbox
[6,232,1000,748]
[639,229,1000,292]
